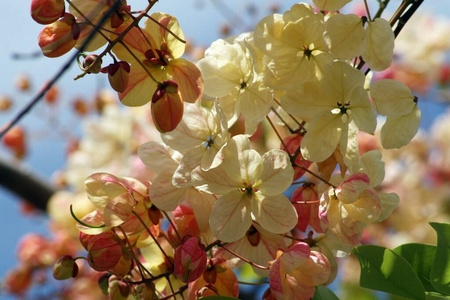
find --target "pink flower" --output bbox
[292,183,322,233]
[173,237,207,283]
[80,231,124,272]
[281,134,312,180]
[269,242,331,300]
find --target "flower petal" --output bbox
[210,190,253,242]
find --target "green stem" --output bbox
[70,205,106,228]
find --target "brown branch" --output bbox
[0,156,56,212]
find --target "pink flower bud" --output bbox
[109,250,133,277]
[281,134,312,180]
[103,61,130,93]
[151,81,184,133]
[38,13,80,58]
[52,255,78,280]
[4,265,32,295]
[174,237,207,283]
[31,0,65,25]
[82,54,103,74]
[80,231,124,272]
[2,126,26,159]
[168,205,201,246]
[292,183,322,233]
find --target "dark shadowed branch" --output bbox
[0,156,56,212]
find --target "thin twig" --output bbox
[132,211,174,266]
[218,241,269,270]
[270,107,294,133]
[373,0,390,19]
[159,285,188,300]
[144,13,186,43]
[272,98,306,131]
[162,211,182,243]
[293,162,337,188]
[363,0,372,21]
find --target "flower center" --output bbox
[331,101,352,123]
[202,133,216,150]
[240,182,257,198]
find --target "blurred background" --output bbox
[0,0,449,299]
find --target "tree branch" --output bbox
[0,156,56,212]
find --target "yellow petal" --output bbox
[144,13,185,59]
[313,0,352,11]
[210,190,253,242]
[324,13,365,60]
[168,58,203,103]
[370,79,415,116]
[301,112,343,162]
[251,193,297,234]
[381,105,421,149]
[118,66,163,107]
[257,150,294,196]
[362,18,394,71]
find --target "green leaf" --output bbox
[341,282,378,300]
[200,297,238,300]
[313,286,340,300]
[352,245,426,300]
[430,222,450,295]
[393,243,437,293]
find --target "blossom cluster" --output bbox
[15,0,430,299]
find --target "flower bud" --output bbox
[0,95,12,111]
[134,283,155,299]
[82,54,103,74]
[102,61,130,93]
[4,265,32,295]
[174,237,207,283]
[246,225,261,247]
[53,255,79,280]
[2,126,26,159]
[281,134,312,180]
[43,82,59,104]
[292,183,322,233]
[108,275,130,300]
[38,13,80,58]
[31,0,65,25]
[80,231,123,272]
[15,74,31,91]
[72,97,89,116]
[109,250,133,277]
[151,81,184,133]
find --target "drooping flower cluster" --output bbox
[23,0,433,299]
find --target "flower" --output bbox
[269,242,331,300]
[192,135,297,242]
[112,13,203,107]
[197,33,273,134]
